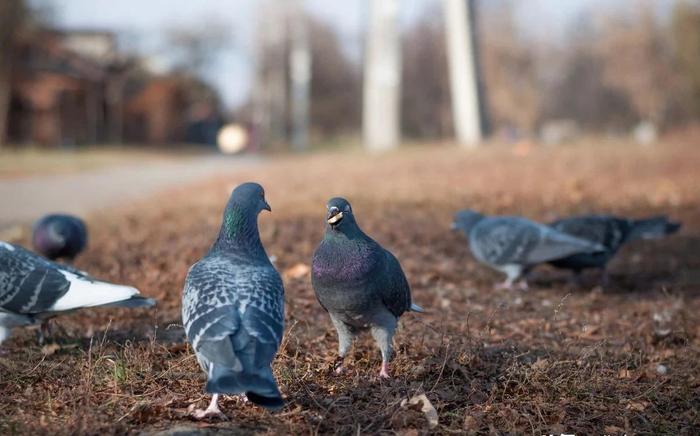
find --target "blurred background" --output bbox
[1,0,699,154]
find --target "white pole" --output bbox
[363,0,401,152]
[289,0,311,151]
[444,0,482,147]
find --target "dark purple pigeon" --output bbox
[32,214,87,261]
[311,197,423,378]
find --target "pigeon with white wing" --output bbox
[0,241,154,347]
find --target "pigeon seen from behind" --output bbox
[182,182,285,419]
[0,241,154,347]
[452,209,606,290]
[311,197,423,379]
[32,214,88,261]
[547,214,682,284]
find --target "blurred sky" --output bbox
[39,0,625,110]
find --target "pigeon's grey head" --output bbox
[325,197,356,231]
[451,209,485,235]
[228,182,271,214]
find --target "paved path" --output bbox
[0,155,260,228]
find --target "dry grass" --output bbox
[1,140,699,435]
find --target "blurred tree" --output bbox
[401,10,452,139]
[478,0,541,136]
[595,1,681,128]
[164,19,232,77]
[0,0,29,148]
[308,16,361,138]
[672,0,700,119]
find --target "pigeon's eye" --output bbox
[344,205,351,212]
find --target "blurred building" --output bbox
[7,29,116,146]
[6,28,222,147]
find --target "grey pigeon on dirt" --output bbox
[452,210,606,290]
[311,197,423,379]
[32,214,88,261]
[182,182,285,419]
[0,241,154,347]
[548,214,681,284]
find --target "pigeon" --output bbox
[182,182,285,419]
[0,241,154,347]
[311,197,423,379]
[452,210,606,290]
[32,214,88,261]
[548,214,681,284]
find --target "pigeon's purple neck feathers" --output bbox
[313,220,378,283]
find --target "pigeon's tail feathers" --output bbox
[410,303,425,313]
[628,216,682,241]
[99,295,156,309]
[49,270,145,312]
[206,364,283,410]
[246,391,285,410]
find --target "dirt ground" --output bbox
[1,140,699,435]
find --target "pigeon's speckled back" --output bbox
[182,254,284,353]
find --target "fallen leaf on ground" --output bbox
[41,343,61,356]
[284,263,310,280]
[401,393,438,429]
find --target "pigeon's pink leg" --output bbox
[38,320,52,345]
[191,394,227,420]
[379,361,391,378]
[516,279,529,291]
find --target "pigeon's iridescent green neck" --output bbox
[223,207,245,239]
[213,204,266,259]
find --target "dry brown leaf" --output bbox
[284,263,310,280]
[604,425,625,434]
[531,358,549,371]
[625,401,648,412]
[41,343,61,356]
[401,393,438,429]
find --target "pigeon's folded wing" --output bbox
[1,243,71,313]
[524,226,605,264]
[1,242,147,315]
[375,250,411,318]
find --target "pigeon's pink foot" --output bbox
[334,356,346,374]
[191,394,227,421]
[379,362,391,379]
